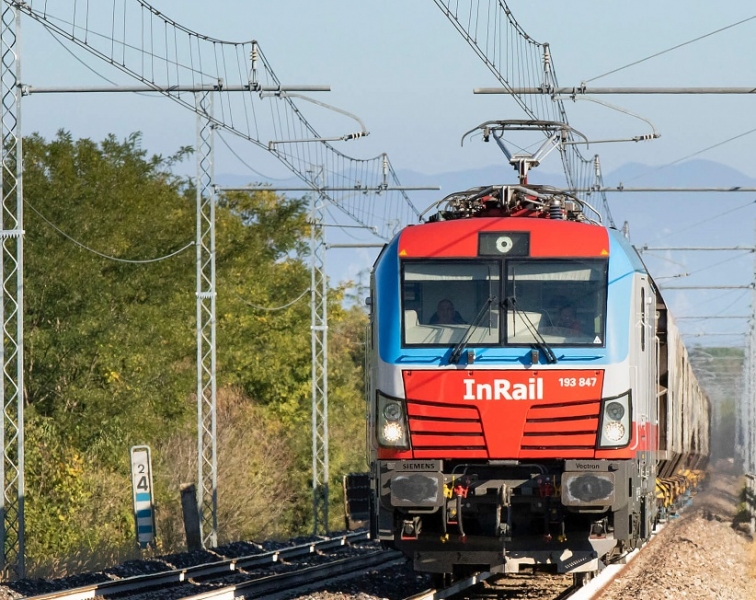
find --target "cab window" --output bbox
[401,261,499,346]
[505,259,607,346]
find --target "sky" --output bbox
[14,0,756,346]
[18,1,756,177]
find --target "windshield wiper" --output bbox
[504,297,558,364]
[449,295,496,364]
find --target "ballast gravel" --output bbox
[0,464,752,600]
[596,464,754,600]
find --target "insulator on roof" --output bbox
[549,197,565,220]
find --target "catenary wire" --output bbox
[650,198,756,242]
[216,131,291,181]
[234,287,310,311]
[585,14,756,83]
[654,251,754,281]
[432,0,614,226]
[687,252,753,277]
[27,201,194,263]
[42,24,157,98]
[623,128,756,184]
[17,1,421,241]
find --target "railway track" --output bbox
[25,532,406,600]
[401,553,650,600]
[21,484,700,600]
[403,523,669,600]
[20,517,676,600]
[405,571,574,600]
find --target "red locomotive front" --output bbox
[353,183,707,579]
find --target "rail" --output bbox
[26,531,371,600]
[180,549,404,599]
[404,571,495,600]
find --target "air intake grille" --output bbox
[406,399,488,459]
[405,397,602,459]
[521,399,601,455]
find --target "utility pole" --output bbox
[0,2,24,580]
[309,184,329,535]
[738,227,756,474]
[195,92,218,548]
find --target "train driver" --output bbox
[429,298,466,325]
[555,304,582,333]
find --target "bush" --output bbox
[154,388,301,549]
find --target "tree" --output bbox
[21,131,370,572]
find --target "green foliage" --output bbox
[21,131,369,573]
[325,299,370,530]
[25,415,93,557]
[24,131,198,458]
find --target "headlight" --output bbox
[382,422,405,443]
[603,421,626,442]
[383,401,402,421]
[598,392,631,448]
[605,401,625,421]
[377,391,410,449]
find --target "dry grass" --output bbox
[155,387,300,549]
[28,541,149,580]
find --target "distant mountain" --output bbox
[218,157,756,247]
[605,159,756,189]
[218,158,756,251]
[218,157,756,203]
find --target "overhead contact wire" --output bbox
[237,287,310,311]
[25,1,420,240]
[27,202,194,263]
[586,15,756,83]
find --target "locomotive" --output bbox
[350,122,710,580]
